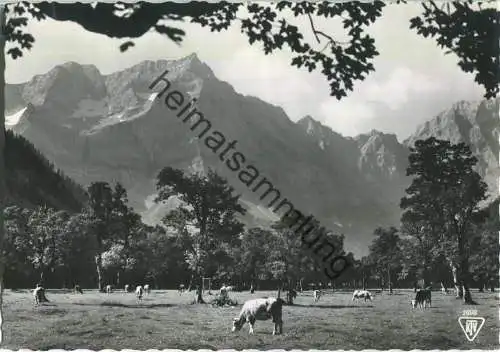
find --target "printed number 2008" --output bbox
[462,309,478,316]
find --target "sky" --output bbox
[6,1,486,141]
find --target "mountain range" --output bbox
[5,53,499,257]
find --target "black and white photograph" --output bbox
[0,0,498,350]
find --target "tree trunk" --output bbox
[187,273,194,291]
[195,274,204,303]
[0,4,7,344]
[39,270,45,286]
[462,283,474,304]
[387,266,393,294]
[459,252,474,304]
[451,263,462,298]
[94,254,104,292]
[460,268,474,304]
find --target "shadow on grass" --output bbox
[35,307,67,315]
[290,304,374,309]
[71,302,177,309]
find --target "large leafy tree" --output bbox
[86,181,117,291]
[237,227,275,289]
[25,206,69,285]
[367,226,401,294]
[2,206,33,287]
[400,137,488,304]
[268,218,305,302]
[58,210,98,288]
[155,166,245,303]
[469,198,500,292]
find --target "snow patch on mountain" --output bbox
[6,107,27,127]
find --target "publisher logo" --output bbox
[458,309,485,342]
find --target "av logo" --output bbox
[458,312,485,342]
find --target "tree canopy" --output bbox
[5,1,499,100]
[400,137,488,303]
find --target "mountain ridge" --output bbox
[6,55,499,257]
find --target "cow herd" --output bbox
[30,283,441,336]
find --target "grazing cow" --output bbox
[33,285,49,305]
[313,289,322,302]
[411,299,417,309]
[74,284,83,294]
[232,297,284,335]
[105,284,112,294]
[413,288,432,309]
[178,284,185,294]
[144,284,151,295]
[352,290,372,302]
[286,289,297,305]
[136,285,144,301]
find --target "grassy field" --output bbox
[1,288,498,350]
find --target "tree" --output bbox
[108,182,144,286]
[469,198,499,292]
[367,227,401,294]
[2,206,33,287]
[139,225,189,288]
[399,221,436,288]
[86,181,116,291]
[25,206,69,285]
[57,210,98,288]
[400,137,488,304]
[155,167,245,303]
[268,219,304,304]
[238,227,275,290]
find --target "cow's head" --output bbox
[232,317,244,332]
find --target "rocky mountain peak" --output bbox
[7,55,499,258]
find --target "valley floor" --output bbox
[2,289,498,350]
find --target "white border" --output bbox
[0,0,499,350]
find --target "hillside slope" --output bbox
[5,130,86,212]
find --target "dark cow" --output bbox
[413,288,432,309]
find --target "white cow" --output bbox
[33,285,49,305]
[232,297,284,335]
[352,289,372,302]
[313,289,322,302]
[136,285,144,301]
[144,284,151,295]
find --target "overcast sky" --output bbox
[6,1,485,140]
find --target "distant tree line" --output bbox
[3,136,498,306]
